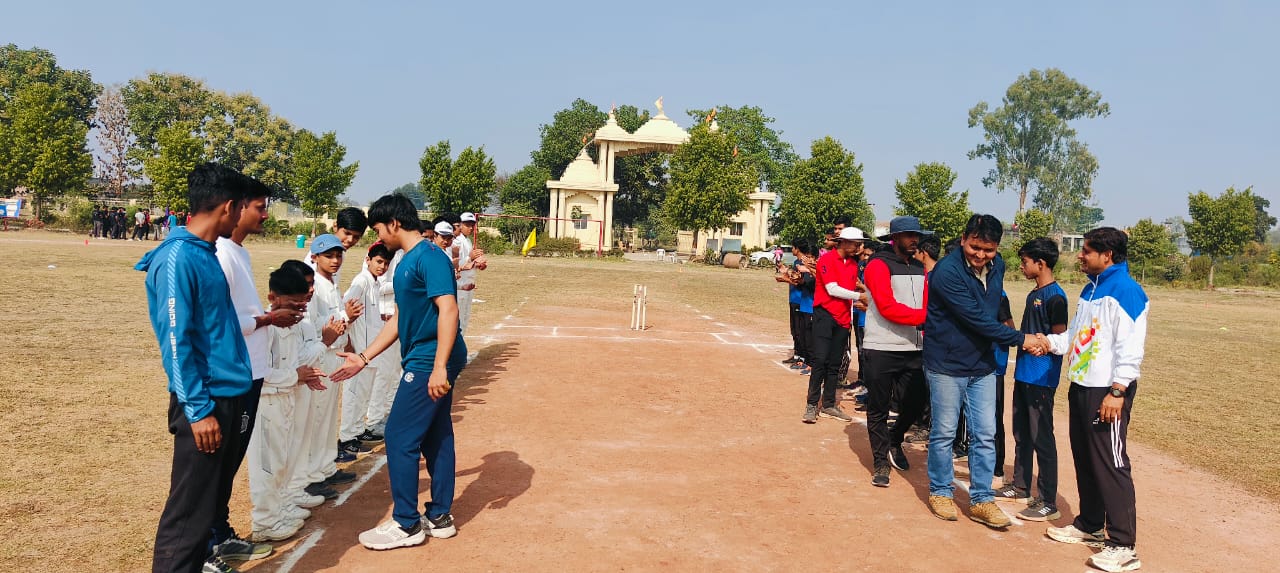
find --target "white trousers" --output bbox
[366,345,401,435]
[303,369,341,482]
[248,391,296,531]
[286,385,316,494]
[338,368,373,442]
[458,288,474,335]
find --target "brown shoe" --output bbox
[968,501,1012,528]
[928,495,957,521]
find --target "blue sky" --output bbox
[4,0,1277,226]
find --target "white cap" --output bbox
[460,212,477,222]
[434,221,454,236]
[835,227,867,241]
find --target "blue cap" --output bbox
[310,234,345,254]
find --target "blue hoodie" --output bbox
[923,251,1024,377]
[136,227,252,422]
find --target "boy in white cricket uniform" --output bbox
[339,243,395,452]
[303,235,357,486]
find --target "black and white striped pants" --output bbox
[1068,382,1138,548]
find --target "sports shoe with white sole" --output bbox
[424,513,457,538]
[250,520,301,542]
[290,493,326,508]
[818,406,854,423]
[202,556,238,573]
[360,519,426,550]
[1018,498,1061,522]
[802,404,818,424]
[888,445,910,471]
[1046,524,1105,547]
[1088,545,1142,572]
[211,534,272,561]
[282,504,312,522]
[968,501,1012,528]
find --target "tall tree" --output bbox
[775,137,874,243]
[290,130,359,236]
[612,104,668,227]
[0,83,93,219]
[143,122,205,212]
[1032,139,1100,231]
[1186,186,1257,288]
[203,91,296,199]
[389,182,426,209]
[418,141,496,215]
[1252,195,1276,243]
[893,162,972,241]
[93,86,137,198]
[121,72,216,155]
[686,105,797,193]
[530,99,607,179]
[1126,218,1176,273]
[1014,208,1054,247]
[664,123,755,247]
[499,163,552,216]
[968,68,1109,214]
[0,44,101,126]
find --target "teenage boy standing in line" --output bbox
[331,194,467,550]
[304,235,359,481]
[994,238,1069,522]
[1040,228,1148,573]
[137,163,250,573]
[921,214,1046,529]
[803,227,865,424]
[862,216,931,487]
[339,243,394,452]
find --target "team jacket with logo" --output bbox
[1046,262,1149,388]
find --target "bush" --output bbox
[475,231,511,255]
[292,220,327,237]
[58,198,95,233]
[1188,256,1212,282]
[528,237,580,257]
[264,215,292,237]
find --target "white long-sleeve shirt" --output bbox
[307,272,348,371]
[262,323,306,395]
[344,269,385,351]
[216,237,269,380]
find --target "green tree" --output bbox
[530,99,607,179]
[893,162,971,241]
[968,68,1109,214]
[499,163,552,216]
[143,123,205,212]
[1032,139,1100,231]
[418,141,496,215]
[290,130,359,236]
[203,91,296,199]
[389,182,425,209]
[1127,218,1176,275]
[0,83,93,219]
[775,137,874,243]
[1252,195,1276,243]
[687,105,797,193]
[121,72,217,154]
[0,44,101,126]
[1013,208,1054,247]
[1187,186,1258,288]
[663,123,755,247]
[612,104,668,227]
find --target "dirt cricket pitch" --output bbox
[1,231,1278,572]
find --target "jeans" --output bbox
[925,369,997,503]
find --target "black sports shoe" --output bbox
[357,430,385,444]
[423,513,457,539]
[871,467,890,488]
[888,445,910,471]
[782,356,800,365]
[305,482,339,499]
[202,556,238,573]
[340,439,372,455]
[325,469,357,485]
[335,449,357,463]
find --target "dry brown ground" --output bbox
[0,231,1277,572]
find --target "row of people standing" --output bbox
[783,213,1149,573]
[91,205,184,240]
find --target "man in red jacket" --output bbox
[862,216,931,487]
[803,227,867,424]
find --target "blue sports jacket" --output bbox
[136,227,252,422]
[923,250,1024,377]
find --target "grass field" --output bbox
[0,231,1277,571]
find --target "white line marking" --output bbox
[334,455,387,507]
[552,327,559,337]
[275,528,325,573]
[714,322,727,327]
[492,323,505,330]
[486,331,789,349]
[699,315,713,320]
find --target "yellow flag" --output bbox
[521,228,537,255]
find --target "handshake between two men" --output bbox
[1021,333,1052,356]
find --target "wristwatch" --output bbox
[1109,386,1125,398]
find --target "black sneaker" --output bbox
[340,439,371,454]
[888,445,910,471]
[211,533,272,561]
[871,467,890,488]
[423,513,457,538]
[994,484,1030,503]
[305,482,339,499]
[357,430,385,444]
[203,556,238,573]
[325,469,357,485]
[782,356,800,365]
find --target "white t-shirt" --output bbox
[216,237,269,380]
[455,235,476,288]
[307,271,348,371]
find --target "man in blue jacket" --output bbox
[921,214,1044,529]
[137,163,255,573]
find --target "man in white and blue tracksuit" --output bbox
[1043,228,1149,573]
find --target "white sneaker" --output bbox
[290,493,326,508]
[1046,524,1105,547]
[359,519,426,550]
[250,520,301,542]
[282,504,311,521]
[1088,545,1142,572]
[423,513,457,538]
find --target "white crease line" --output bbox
[552,327,559,337]
[714,322,727,327]
[275,528,325,573]
[497,324,623,331]
[334,455,387,507]
[492,323,505,330]
[699,315,713,320]
[486,331,788,349]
